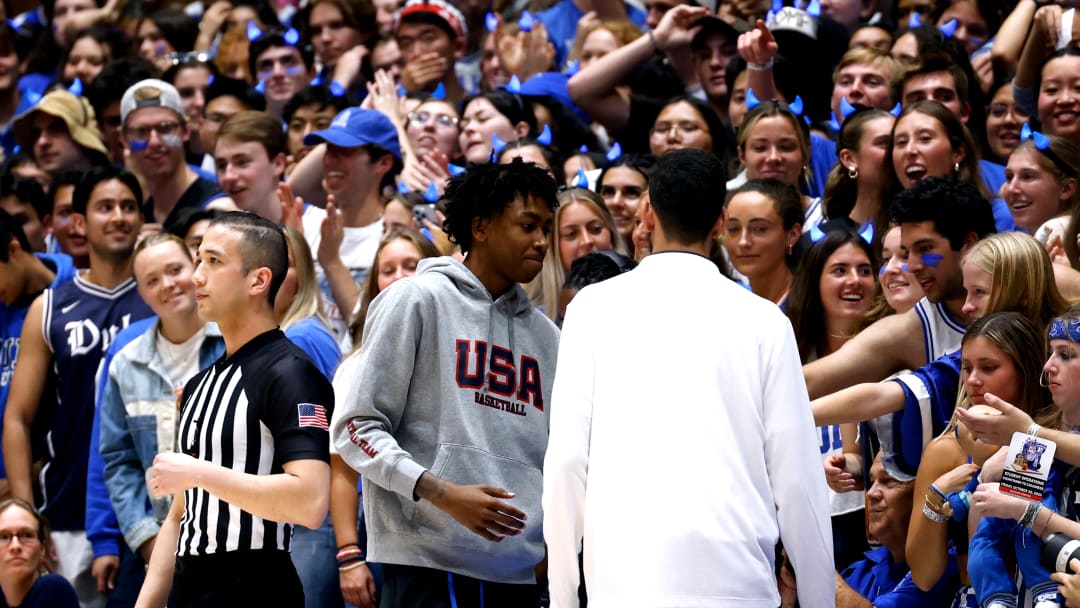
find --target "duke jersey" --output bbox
[913,297,967,363]
[0,253,76,479]
[40,273,152,530]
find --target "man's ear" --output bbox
[249,266,273,298]
[471,214,490,246]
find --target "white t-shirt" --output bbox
[155,325,208,394]
[303,205,384,349]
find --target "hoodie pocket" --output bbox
[412,443,544,554]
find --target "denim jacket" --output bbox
[88,318,225,555]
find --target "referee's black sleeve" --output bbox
[259,353,335,467]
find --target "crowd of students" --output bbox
[6,0,1080,606]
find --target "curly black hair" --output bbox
[442,158,558,254]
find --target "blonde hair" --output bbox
[832,47,902,98]
[527,187,628,321]
[349,228,440,350]
[280,227,329,331]
[568,21,643,65]
[962,231,1070,328]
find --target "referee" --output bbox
[135,212,334,608]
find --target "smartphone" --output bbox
[413,203,438,226]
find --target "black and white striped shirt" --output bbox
[175,329,333,556]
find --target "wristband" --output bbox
[339,560,366,572]
[747,58,774,71]
[337,542,359,551]
[1028,423,1042,438]
[922,503,948,522]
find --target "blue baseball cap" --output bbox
[519,72,590,124]
[303,108,402,160]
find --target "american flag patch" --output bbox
[297,403,329,431]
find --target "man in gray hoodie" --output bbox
[332,159,560,607]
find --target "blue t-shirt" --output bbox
[537,0,647,69]
[842,545,960,607]
[284,316,342,380]
[0,253,76,479]
[0,573,79,608]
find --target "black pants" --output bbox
[170,549,303,608]
[380,563,541,608]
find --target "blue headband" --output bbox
[1049,318,1080,342]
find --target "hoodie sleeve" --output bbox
[331,281,429,501]
[761,317,835,608]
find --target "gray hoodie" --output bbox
[332,256,559,584]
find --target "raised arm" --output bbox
[287,144,328,208]
[812,380,907,426]
[737,20,779,102]
[2,296,49,503]
[957,392,1080,468]
[568,5,708,133]
[991,0,1037,75]
[804,310,923,399]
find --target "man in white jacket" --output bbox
[543,149,834,608]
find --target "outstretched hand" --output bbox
[954,393,1032,447]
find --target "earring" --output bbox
[1040,370,1050,388]
[787,243,793,255]
[953,161,960,174]
[847,165,858,179]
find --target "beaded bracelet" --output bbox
[339,559,367,572]
[922,502,948,523]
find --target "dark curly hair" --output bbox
[442,158,558,254]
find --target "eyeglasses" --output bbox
[650,122,702,137]
[0,531,38,546]
[987,103,1029,120]
[125,120,183,141]
[408,111,459,128]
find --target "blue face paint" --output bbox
[130,140,149,152]
[901,263,909,272]
[920,253,943,268]
[879,265,887,276]
[286,66,305,76]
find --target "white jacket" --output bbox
[543,251,834,608]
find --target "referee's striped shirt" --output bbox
[174,329,333,557]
